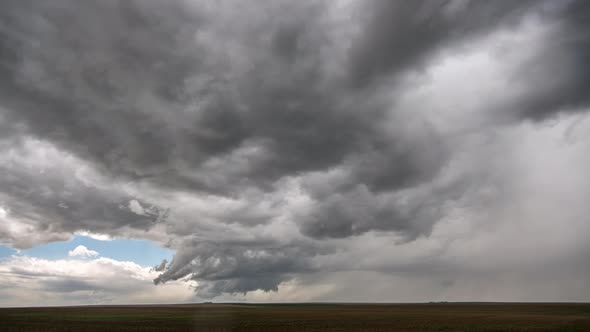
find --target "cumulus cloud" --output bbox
[68,245,99,258]
[0,255,196,306]
[0,0,590,301]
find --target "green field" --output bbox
[1,303,590,331]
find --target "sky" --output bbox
[0,0,590,306]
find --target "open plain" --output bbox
[1,303,590,332]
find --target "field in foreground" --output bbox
[1,303,590,332]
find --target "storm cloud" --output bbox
[1,0,590,300]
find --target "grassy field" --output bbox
[1,303,589,331]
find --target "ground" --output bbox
[1,303,590,331]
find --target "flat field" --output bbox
[1,303,589,332]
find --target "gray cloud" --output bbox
[42,279,98,293]
[0,0,590,299]
[153,235,326,298]
[510,0,590,119]
[0,139,164,248]
[152,259,168,273]
[0,0,452,195]
[347,0,538,88]
[299,184,443,240]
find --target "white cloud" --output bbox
[128,199,146,216]
[0,255,197,306]
[75,231,112,241]
[68,245,99,258]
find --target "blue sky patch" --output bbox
[0,245,17,260]
[19,235,174,267]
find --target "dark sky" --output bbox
[1,0,590,302]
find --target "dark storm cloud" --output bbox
[0,140,164,248]
[152,259,168,273]
[0,0,447,226]
[0,0,205,181]
[154,237,321,298]
[509,0,590,120]
[299,185,443,240]
[1,0,590,298]
[347,0,537,88]
[350,0,590,120]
